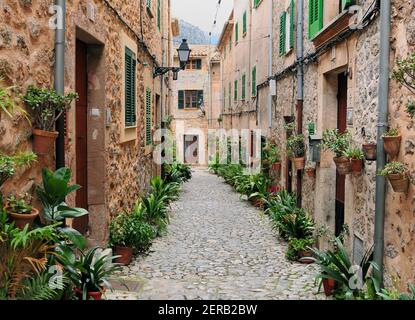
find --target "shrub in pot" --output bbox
[263,142,281,179]
[379,162,409,193]
[382,128,401,159]
[286,237,315,263]
[23,86,77,155]
[0,152,37,188]
[343,146,364,174]
[322,129,352,175]
[4,195,39,230]
[286,134,306,171]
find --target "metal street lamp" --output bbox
[153,39,192,78]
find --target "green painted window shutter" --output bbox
[290,0,295,49]
[223,87,226,109]
[251,66,257,97]
[234,80,238,101]
[198,90,204,106]
[254,0,260,8]
[228,82,231,107]
[196,59,202,69]
[157,0,161,31]
[125,47,136,127]
[342,0,353,10]
[242,74,246,100]
[279,12,286,56]
[235,22,239,45]
[243,11,247,35]
[178,90,184,109]
[147,0,151,8]
[309,0,323,39]
[145,88,152,145]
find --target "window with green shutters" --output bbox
[279,12,286,56]
[242,74,246,100]
[235,22,239,45]
[146,0,151,8]
[290,0,295,49]
[157,0,161,31]
[228,82,231,108]
[145,88,152,146]
[125,47,136,127]
[234,80,238,101]
[309,0,323,39]
[341,0,354,11]
[243,11,247,35]
[178,90,184,109]
[253,0,262,8]
[251,66,257,97]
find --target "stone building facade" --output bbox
[0,0,177,243]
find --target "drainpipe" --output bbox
[296,0,304,207]
[55,0,66,169]
[374,0,391,286]
[267,0,273,131]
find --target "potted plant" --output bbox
[287,134,306,171]
[4,195,39,230]
[322,129,352,175]
[343,146,364,174]
[305,165,315,178]
[379,162,410,193]
[284,122,296,138]
[0,152,37,187]
[286,237,315,264]
[263,142,281,179]
[362,143,377,161]
[382,128,401,158]
[23,86,77,155]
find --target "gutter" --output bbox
[374,0,391,286]
[267,0,273,130]
[55,0,66,169]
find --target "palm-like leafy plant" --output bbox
[142,194,169,235]
[150,176,180,204]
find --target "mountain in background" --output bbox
[174,20,219,45]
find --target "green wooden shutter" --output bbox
[290,0,295,49]
[234,80,238,101]
[235,22,239,45]
[242,74,246,100]
[196,59,202,69]
[254,0,260,8]
[147,0,151,8]
[228,82,231,107]
[251,66,257,97]
[178,90,184,109]
[243,11,247,35]
[125,47,136,127]
[309,0,323,39]
[157,0,161,31]
[279,12,286,56]
[342,0,353,10]
[146,88,152,145]
[198,90,204,106]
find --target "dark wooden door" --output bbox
[74,40,88,234]
[335,73,347,236]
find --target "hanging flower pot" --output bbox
[269,162,282,178]
[383,135,402,158]
[292,157,306,171]
[8,208,39,230]
[33,129,59,155]
[333,156,352,175]
[362,144,377,161]
[114,246,134,265]
[350,158,363,174]
[387,173,409,193]
[305,167,315,178]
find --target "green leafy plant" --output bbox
[22,85,78,132]
[150,176,181,204]
[275,208,315,241]
[234,173,270,198]
[383,128,400,137]
[4,195,33,214]
[322,129,351,157]
[343,146,364,160]
[393,52,415,95]
[142,193,169,235]
[163,162,192,184]
[263,142,281,164]
[378,283,415,300]
[286,237,314,261]
[286,134,306,158]
[405,100,415,118]
[0,80,30,123]
[379,162,406,176]
[0,152,37,187]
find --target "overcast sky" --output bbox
[172,0,233,34]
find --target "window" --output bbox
[251,66,257,97]
[125,47,136,127]
[178,90,203,109]
[309,0,323,39]
[228,82,231,108]
[234,80,238,101]
[279,12,286,56]
[235,22,239,45]
[253,0,262,8]
[185,59,202,70]
[243,11,247,35]
[145,88,152,145]
[279,1,295,56]
[146,0,151,8]
[242,74,246,100]
[157,0,161,31]
[341,0,354,12]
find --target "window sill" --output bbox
[120,126,137,144]
[311,11,353,48]
[144,144,153,155]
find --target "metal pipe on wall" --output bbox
[374,0,391,285]
[267,0,273,130]
[55,0,66,169]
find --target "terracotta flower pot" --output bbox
[305,168,315,178]
[250,196,264,208]
[322,278,336,296]
[114,246,134,265]
[74,288,104,300]
[8,208,39,230]
[362,144,377,161]
[387,173,409,193]
[292,157,305,171]
[383,135,401,158]
[298,250,314,264]
[350,158,363,174]
[333,156,352,175]
[269,162,282,179]
[33,129,59,155]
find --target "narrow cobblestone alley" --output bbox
[108,169,324,300]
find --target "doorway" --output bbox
[335,73,347,237]
[184,135,199,164]
[73,39,89,234]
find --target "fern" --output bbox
[18,272,67,300]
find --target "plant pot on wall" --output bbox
[8,208,39,230]
[33,129,59,155]
[333,156,352,175]
[114,246,134,266]
[383,135,402,158]
[362,144,377,161]
[387,173,409,193]
[305,168,315,178]
[269,162,282,179]
[350,159,363,174]
[292,157,306,171]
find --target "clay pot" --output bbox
[250,196,264,208]
[269,162,282,179]
[350,158,363,174]
[383,135,401,158]
[305,168,315,178]
[292,157,305,171]
[333,156,352,175]
[8,208,39,230]
[298,251,314,264]
[322,278,336,296]
[362,144,377,161]
[387,173,409,193]
[33,129,59,155]
[74,288,104,300]
[114,246,134,265]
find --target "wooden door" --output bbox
[184,135,198,164]
[335,73,347,236]
[74,40,88,234]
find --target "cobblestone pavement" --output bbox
[107,169,325,300]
